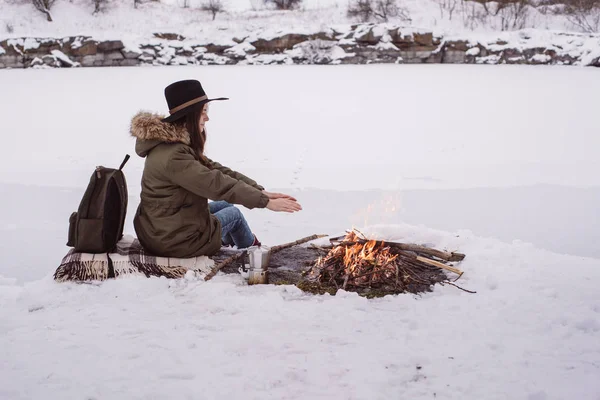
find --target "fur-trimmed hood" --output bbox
[130,111,191,157]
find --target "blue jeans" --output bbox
[209,201,255,248]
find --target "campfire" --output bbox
[302,231,469,296]
[205,230,472,298]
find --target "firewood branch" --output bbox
[204,234,328,281]
[441,281,477,294]
[416,256,463,276]
[270,234,328,253]
[204,252,246,281]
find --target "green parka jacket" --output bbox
[130,112,270,257]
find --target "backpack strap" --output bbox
[119,154,130,171]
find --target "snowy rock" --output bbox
[202,43,229,54]
[23,38,40,51]
[1,25,600,68]
[444,50,466,63]
[118,59,140,67]
[413,32,435,46]
[122,49,142,59]
[28,57,45,68]
[530,53,552,64]
[466,47,481,56]
[97,40,124,52]
[50,50,81,67]
[122,41,143,59]
[139,54,155,63]
[225,42,256,57]
[354,26,382,45]
[167,41,185,49]
[246,53,291,65]
[199,53,233,65]
[153,32,185,41]
[4,39,24,55]
[287,39,355,65]
[0,56,25,68]
[80,55,97,67]
[70,40,97,56]
[251,34,309,53]
[41,54,61,68]
[372,41,399,51]
[169,55,189,65]
[105,51,125,60]
[477,54,502,64]
[157,46,176,64]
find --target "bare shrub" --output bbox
[5,22,15,33]
[435,0,459,20]
[559,0,600,32]
[459,0,489,30]
[497,0,530,30]
[347,0,411,22]
[92,0,107,14]
[32,0,56,21]
[264,0,302,10]
[201,0,225,19]
[459,0,531,30]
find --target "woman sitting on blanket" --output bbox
[130,79,302,258]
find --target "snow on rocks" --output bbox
[50,50,81,67]
[1,24,599,68]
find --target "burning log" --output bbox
[303,231,468,295]
[329,235,466,262]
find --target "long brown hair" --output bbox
[174,103,210,166]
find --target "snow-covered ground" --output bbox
[0,65,599,399]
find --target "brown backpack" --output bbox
[67,155,130,253]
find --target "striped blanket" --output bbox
[54,235,214,282]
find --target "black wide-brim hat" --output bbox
[161,79,228,123]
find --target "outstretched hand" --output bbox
[262,191,298,202]
[266,198,302,213]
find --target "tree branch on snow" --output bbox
[32,0,56,22]
[201,0,225,20]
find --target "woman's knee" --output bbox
[209,201,234,214]
[229,206,246,222]
[218,206,245,229]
